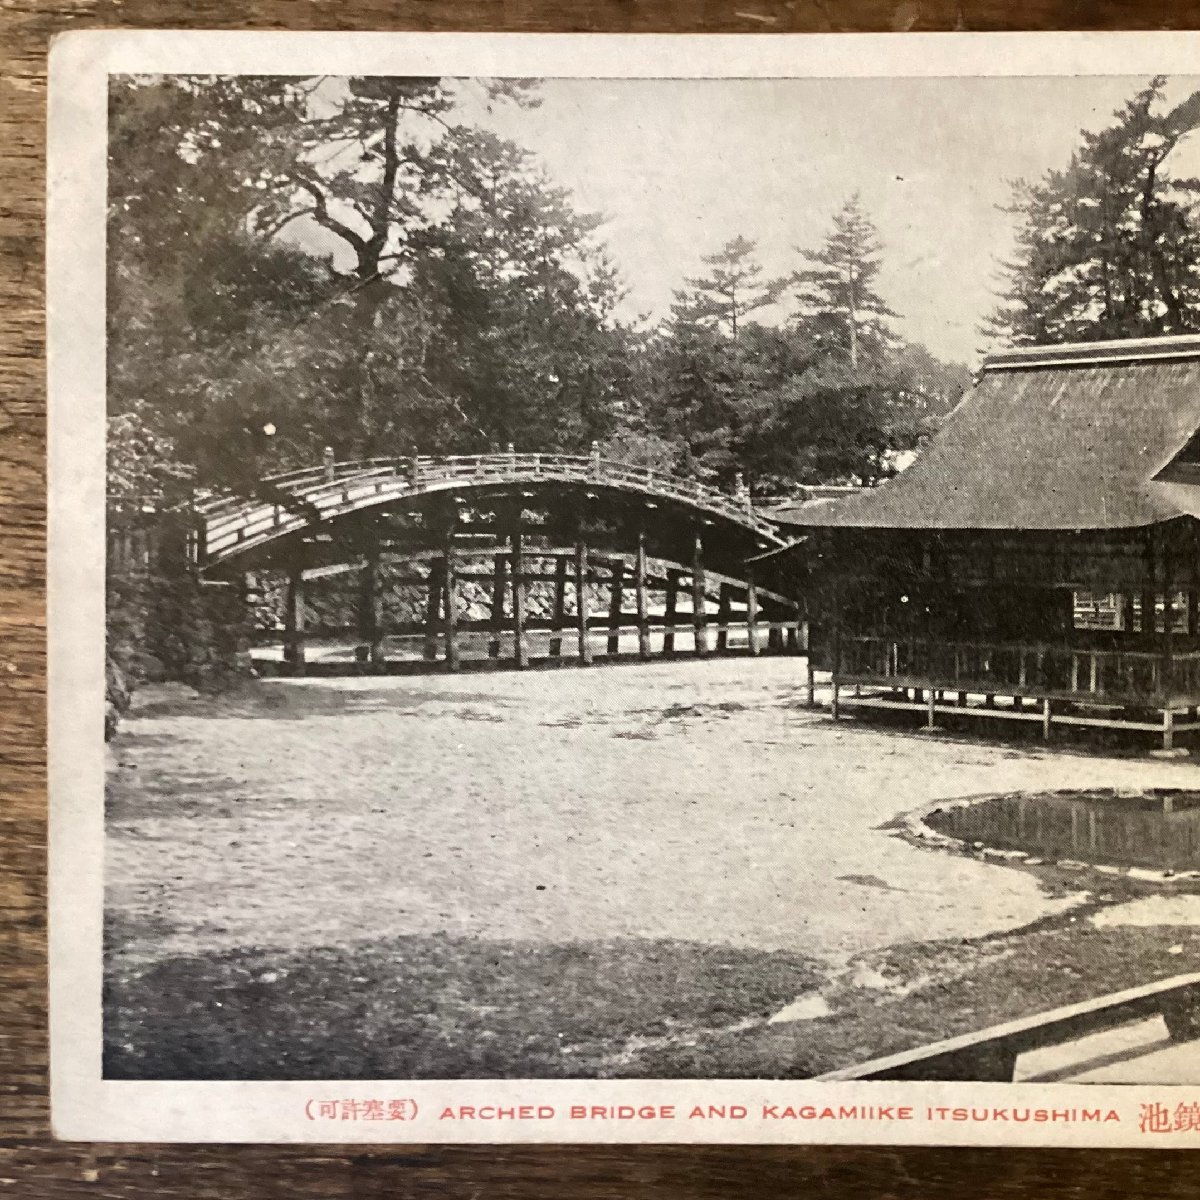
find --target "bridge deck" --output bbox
[197,453,787,565]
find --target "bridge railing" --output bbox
[199,454,758,513]
[195,453,784,560]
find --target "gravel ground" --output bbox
[104,657,1200,1079]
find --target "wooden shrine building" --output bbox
[771,334,1200,751]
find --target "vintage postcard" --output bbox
[47,29,1200,1144]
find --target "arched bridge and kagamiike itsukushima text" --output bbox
[193,452,806,673]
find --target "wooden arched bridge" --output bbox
[196,451,785,565]
[192,451,805,674]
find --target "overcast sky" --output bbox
[463,75,1200,365]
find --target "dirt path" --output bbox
[104,658,1200,1079]
[107,658,1181,965]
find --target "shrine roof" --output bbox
[771,334,1200,532]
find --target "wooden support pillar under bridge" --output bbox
[487,553,507,659]
[575,538,593,665]
[767,603,784,652]
[716,581,733,653]
[423,558,444,663]
[662,569,680,656]
[607,559,625,657]
[636,526,652,662]
[692,533,708,657]
[443,518,460,673]
[268,542,802,673]
[356,536,384,670]
[283,549,306,675]
[549,556,569,658]
[511,525,529,669]
[746,566,759,656]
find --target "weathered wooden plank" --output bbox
[818,973,1200,1082]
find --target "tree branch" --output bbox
[289,171,369,258]
[257,207,318,240]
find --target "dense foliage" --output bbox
[989,78,1200,344]
[108,75,967,503]
[648,214,966,489]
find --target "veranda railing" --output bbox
[831,633,1200,707]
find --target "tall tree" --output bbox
[675,236,785,340]
[253,77,455,289]
[119,74,639,461]
[649,319,742,481]
[245,78,542,459]
[405,128,640,452]
[989,77,1200,344]
[792,195,897,369]
[735,335,963,489]
[108,76,340,499]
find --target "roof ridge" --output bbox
[984,334,1200,371]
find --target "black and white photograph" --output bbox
[45,31,1200,1145]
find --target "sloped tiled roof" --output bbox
[771,335,1200,531]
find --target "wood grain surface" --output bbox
[7,3,1200,1195]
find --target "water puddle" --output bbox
[925,789,1200,872]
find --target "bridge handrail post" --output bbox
[188,493,207,569]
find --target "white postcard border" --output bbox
[47,28,1200,1145]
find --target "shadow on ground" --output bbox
[103,933,821,1080]
[104,917,1200,1081]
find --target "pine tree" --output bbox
[107,76,634,477]
[676,236,786,340]
[408,127,636,453]
[989,78,1200,345]
[792,195,897,369]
